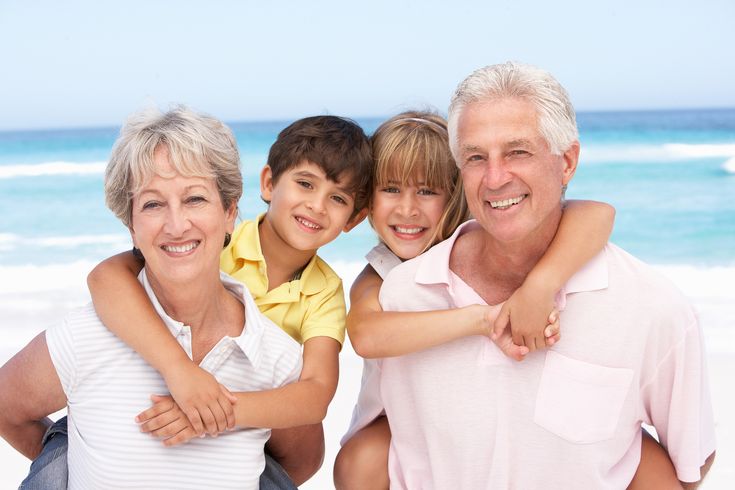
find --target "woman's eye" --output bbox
[186,196,206,205]
[142,201,160,210]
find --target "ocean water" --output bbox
[1,109,734,350]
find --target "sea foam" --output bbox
[0,161,106,179]
[581,142,735,164]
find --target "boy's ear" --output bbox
[343,207,368,232]
[260,165,274,202]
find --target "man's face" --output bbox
[455,97,579,246]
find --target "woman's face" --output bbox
[129,146,236,287]
[370,176,449,260]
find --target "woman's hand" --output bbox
[136,392,233,446]
[159,363,237,437]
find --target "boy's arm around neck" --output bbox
[87,251,236,436]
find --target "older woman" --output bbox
[0,107,304,489]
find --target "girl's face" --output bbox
[370,178,449,260]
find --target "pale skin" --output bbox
[334,197,613,490]
[87,162,366,482]
[451,96,713,488]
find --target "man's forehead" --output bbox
[457,99,543,149]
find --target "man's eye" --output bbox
[509,150,530,157]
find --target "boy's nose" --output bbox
[306,194,328,214]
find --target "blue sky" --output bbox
[1,0,733,131]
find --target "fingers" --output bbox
[162,427,197,447]
[219,386,236,430]
[492,304,511,340]
[136,395,174,425]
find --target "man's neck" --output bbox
[258,216,315,291]
[450,213,562,305]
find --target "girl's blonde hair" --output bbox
[370,110,470,250]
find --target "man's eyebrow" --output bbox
[506,138,534,148]
[460,144,484,154]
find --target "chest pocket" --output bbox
[533,351,633,444]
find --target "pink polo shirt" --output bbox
[375,220,715,489]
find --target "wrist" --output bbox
[158,353,196,380]
[522,269,559,299]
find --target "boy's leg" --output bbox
[334,416,390,490]
[260,423,324,489]
[19,416,69,490]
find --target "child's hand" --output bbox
[162,363,237,437]
[470,304,529,361]
[136,394,199,447]
[492,281,559,352]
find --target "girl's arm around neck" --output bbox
[87,251,236,435]
[346,265,524,360]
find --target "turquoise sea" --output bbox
[1,109,734,348]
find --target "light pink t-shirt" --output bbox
[375,220,715,489]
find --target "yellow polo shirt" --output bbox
[220,215,346,346]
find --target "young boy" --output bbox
[20,115,373,489]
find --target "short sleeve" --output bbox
[301,280,346,345]
[45,313,80,399]
[642,319,716,482]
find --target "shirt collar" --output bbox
[139,269,266,369]
[230,213,327,298]
[413,219,609,308]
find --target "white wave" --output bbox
[0,161,106,179]
[581,143,735,164]
[722,157,735,174]
[0,232,130,250]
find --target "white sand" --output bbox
[0,262,732,488]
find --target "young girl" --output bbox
[333,111,681,490]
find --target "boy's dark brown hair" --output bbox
[266,116,372,215]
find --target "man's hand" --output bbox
[161,362,237,436]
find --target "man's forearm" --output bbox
[266,423,325,485]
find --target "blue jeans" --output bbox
[19,416,68,490]
[19,416,297,489]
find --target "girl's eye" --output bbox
[418,187,438,196]
[381,186,400,194]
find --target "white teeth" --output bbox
[296,217,321,229]
[489,195,526,209]
[162,241,198,253]
[393,226,424,235]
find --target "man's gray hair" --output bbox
[447,61,579,159]
[105,106,243,227]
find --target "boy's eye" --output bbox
[297,180,313,189]
[331,195,348,205]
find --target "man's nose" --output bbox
[482,160,513,190]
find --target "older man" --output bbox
[376,62,716,489]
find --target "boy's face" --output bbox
[260,160,364,253]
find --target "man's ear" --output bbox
[260,165,274,203]
[343,207,368,232]
[561,141,580,186]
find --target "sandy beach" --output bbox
[0,264,732,489]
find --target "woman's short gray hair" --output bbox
[447,61,579,158]
[105,106,242,227]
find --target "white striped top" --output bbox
[46,270,303,490]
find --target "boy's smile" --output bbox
[259,160,361,257]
